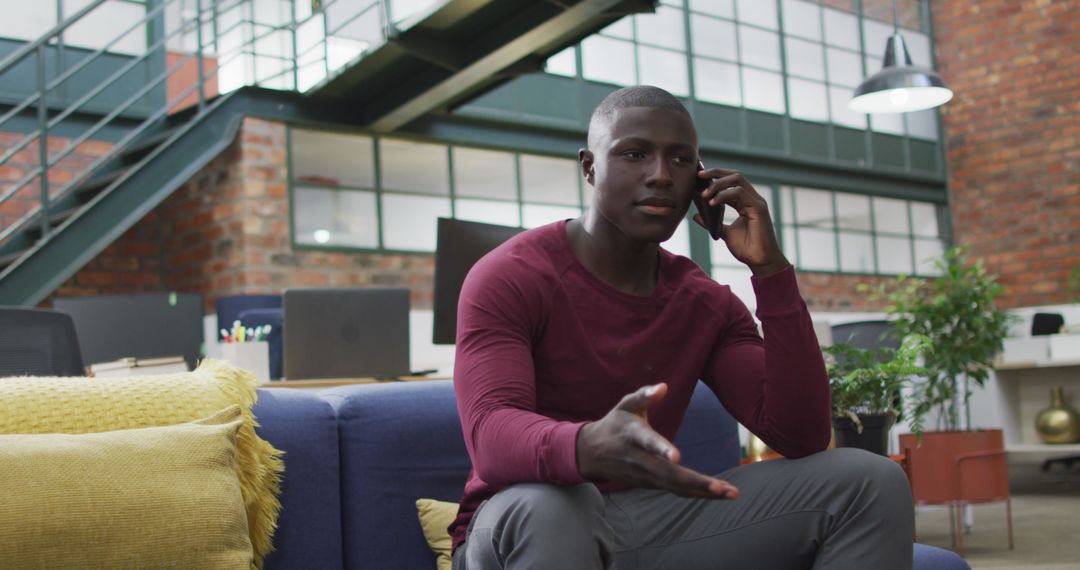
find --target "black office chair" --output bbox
[0,307,86,376]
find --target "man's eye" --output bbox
[624,151,645,159]
[673,156,694,165]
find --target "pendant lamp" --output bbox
[849,0,952,114]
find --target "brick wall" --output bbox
[934,0,1080,308]
[52,118,434,312]
[0,133,113,229]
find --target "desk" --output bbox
[260,375,450,389]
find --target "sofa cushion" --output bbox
[322,380,471,570]
[0,359,283,568]
[253,388,343,570]
[0,406,252,569]
[415,498,458,570]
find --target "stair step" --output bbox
[75,167,131,198]
[24,207,80,239]
[0,249,27,270]
[122,127,183,162]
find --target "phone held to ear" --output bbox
[693,161,724,240]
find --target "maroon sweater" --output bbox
[450,220,830,550]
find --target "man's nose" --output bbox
[645,157,674,188]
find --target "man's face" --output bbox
[581,106,699,244]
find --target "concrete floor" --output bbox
[913,462,1080,570]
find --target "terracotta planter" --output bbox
[832,413,896,456]
[898,429,1008,505]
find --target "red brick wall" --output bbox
[0,133,113,229]
[933,0,1080,308]
[50,118,434,312]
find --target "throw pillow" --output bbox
[416,498,460,570]
[0,359,283,569]
[0,406,251,569]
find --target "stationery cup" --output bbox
[220,341,270,383]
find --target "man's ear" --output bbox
[579,148,594,186]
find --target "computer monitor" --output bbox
[53,292,205,369]
[432,217,524,344]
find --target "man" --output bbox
[451,85,913,569]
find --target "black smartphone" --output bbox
[692,161,724,240]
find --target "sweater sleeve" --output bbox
[453,256,587,487]
[703,265,831,458]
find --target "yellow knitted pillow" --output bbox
[0,359,283,569]
[0,406,251,569]
[416,498,460,570]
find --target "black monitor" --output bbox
[53,292,205,369]
[432,217,523,344]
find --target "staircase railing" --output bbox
[0,0,427,258]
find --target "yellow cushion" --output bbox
[0,406,251,569]
[0,359,283,568]
[416,498,460,570]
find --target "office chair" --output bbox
[0,307,86,376]
[236,307,283,380]
[215,294,282,335]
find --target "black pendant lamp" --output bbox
[849,0,953,114]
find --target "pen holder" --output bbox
[220,341,270,383]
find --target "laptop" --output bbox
[283,288,411,380]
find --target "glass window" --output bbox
[826,47,863,87]
[907,109,939,140]
[520,155,580,205]
[742,68,785,114]
[736,0,778,30]
[582,35,636,86]
[862,18,895,58]
[546,46,577,77]
[738,26,781,71]
[381,193,451,251]
[689,0,734,19]
[870,112,905,135]
[795,188,834,227]
[787,78,828,122]
[904,31,933,67]
[712,265,757,312]
[914,239,945,275]
[638,46,690,97]
[839,232,875,272]
[694,58,742,106]
[711,235,741,267]
[786,38,825,81]
[522,204,581,229]
[691,15,738,61]
[600,17,634,39]
[453,147,517,200]
[65,0,147,56]
[292,129,375,188]
[390,0,440,24]
[636,6,686,51]
[823,8,859,50]
[910,202,940,237]
[294,187,379,248]
[797,228,838,271]
[453,199,521,227]
[782,0,821,41]
[835,193,872,230]
[664,220,692,258]
[873,197,909,234]
[829,85,866,128]
[0,2,56,41]
[379,138,450,195]
[876,235,913,274]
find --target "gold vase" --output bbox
[746,434,774,462]
[1035,386,1080,444]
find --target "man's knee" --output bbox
[493,483,605,534]
[824,447,909,490]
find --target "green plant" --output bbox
[862,247,1014,433]
[825,334,930,433]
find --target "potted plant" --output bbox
[825,334,930,456]
[865,247,1015,506]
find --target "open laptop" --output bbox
[283,288,410,380]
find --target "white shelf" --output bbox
[995,359,1080,371]
[1007,443,1080,453]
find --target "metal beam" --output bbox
[369,0,654,131]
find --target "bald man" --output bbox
[450,85,913,570]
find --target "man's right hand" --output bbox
[576,383,740,499]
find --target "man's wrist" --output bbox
[748,255,791,277]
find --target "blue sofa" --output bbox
[252,380,970,570]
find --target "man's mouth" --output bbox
[635,197,676,216]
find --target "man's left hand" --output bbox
[695,168,789,277]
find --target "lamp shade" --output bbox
[849,33,953,114]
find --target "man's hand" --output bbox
[694,168,789,277]
[576,383,740,499]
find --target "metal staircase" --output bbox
[0,0,656,306]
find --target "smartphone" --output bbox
[692,161,724,240]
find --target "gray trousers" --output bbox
[453,448,914,570]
